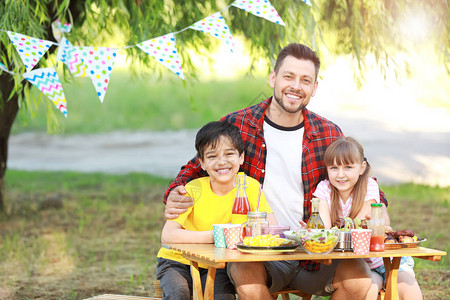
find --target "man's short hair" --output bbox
[195,121,244,160]
[274,43,321,80]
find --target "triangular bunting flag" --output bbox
[189,12,234,52]
[303,0,312,6]
[232,0,285,26]
[74,47,117,103]
[51,20,72,42]
[7,31,54,72]
[23,68,68,117]
[56,37,87,77]
[137,33,184,80]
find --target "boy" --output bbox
[156,121,277,300]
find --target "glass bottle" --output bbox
[369,203,385,251]
[240,211,269,240]
[231,172,251,224]
[306,198,325,229]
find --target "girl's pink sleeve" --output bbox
[365,178,381,202]
[313,180,329,200]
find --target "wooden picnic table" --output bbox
[165,243,446,300]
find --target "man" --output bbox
[164,43,387,299]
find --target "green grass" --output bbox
[1,170,449,299]
[12,72,272,134]
[2,170,169,299]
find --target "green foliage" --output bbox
[1,0,449,127]
[12,74,271,134]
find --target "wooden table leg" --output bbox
[204,267,217,300]
[384,257,401,300]
[190,261,204,300]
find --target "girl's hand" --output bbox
[298,220,307,229]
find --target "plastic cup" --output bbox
[212,224,227,248]
[223,224,242,250]
[351,229,372,255]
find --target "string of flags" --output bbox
[0,0,312,117]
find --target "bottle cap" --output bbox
[247,211,267,218]
[370,203,382,207]
[234,172,248,187]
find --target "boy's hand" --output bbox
[165,186,194,219]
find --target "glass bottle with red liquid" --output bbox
[231,172,251,225]
[369,203,385,251]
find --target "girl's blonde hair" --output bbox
[324,137,370,226]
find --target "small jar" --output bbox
[240,211,269,240]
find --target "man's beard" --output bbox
[273,90,306,114]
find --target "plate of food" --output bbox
[384,229,426,249]
[237,234,300,255]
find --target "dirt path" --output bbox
[8,112,450,187]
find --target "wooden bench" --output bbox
[272,288,312,299]
[153,280,312,299]
[86,281,381,299]
[84,294,158,300]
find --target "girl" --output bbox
[313,137,422,300]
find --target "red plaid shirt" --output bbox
[164,97,388,271]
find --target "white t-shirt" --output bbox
[262,117,304,229]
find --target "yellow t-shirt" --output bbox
[158,176,273,266]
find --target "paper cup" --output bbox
[213,224,227,248]
[223,224,241,250]
[351,229,372,255]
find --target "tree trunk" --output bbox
[0,73,19,212]
[0,2,86,213]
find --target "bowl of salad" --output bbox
[283,228,304,243]
[296,229,339,254]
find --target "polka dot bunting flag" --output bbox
[56,37,87,78]
[189,12,234,53]
[23,67,67,117]
[74,46,118,103]
[137,33,184,80]
[231,0,285,26]
[7,31,54,72]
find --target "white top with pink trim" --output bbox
[313,177,383,269]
